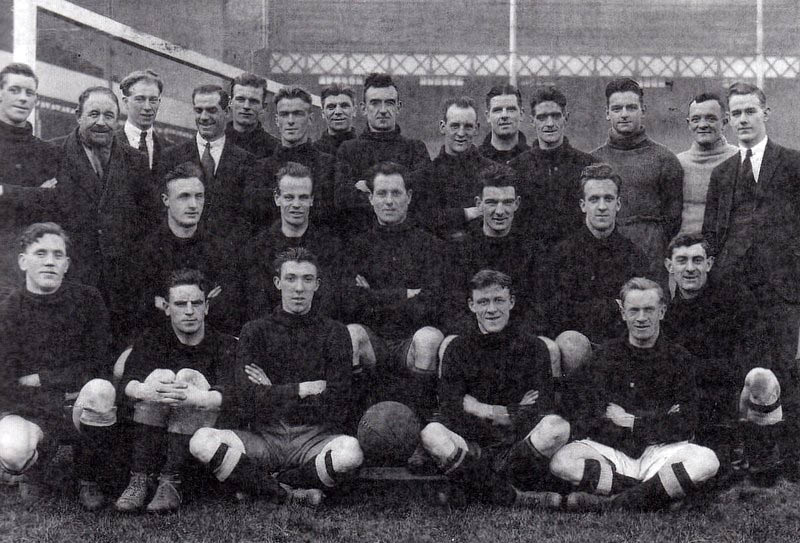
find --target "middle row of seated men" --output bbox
[1,218,786,515]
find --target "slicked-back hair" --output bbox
[275,161,314,193]
[689,92,726,114]
[274,85,312,107]
[666,233,714,259]
[365,161,409,192]
[273,247,320,278]
[485,84,522,109]
[579,162,622,197]
[321,84,355,104]
[230,73,268,103]
[530,86,567,111]
[0,62,38,89]
[478,163,518,193]
[727,81,767,108]
[618,277,666,307]
[19,222,69,253]
[442,96,478,121]
[165,268,209,299]
[363,73,399,101]
[119,69,163,96]
[192,84,229,110]
[605,78,643,105]
[469,269,513,296]
[163,161,205,192]
[77,86,120,117]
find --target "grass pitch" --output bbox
[3,473,800,543]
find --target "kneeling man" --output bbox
[420,270,570,507]
[550,277,719,511]
[189,248,363,505]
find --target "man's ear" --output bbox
[161,192,169,207]
[664,257,674,275]
[360,102,367,116]
[155,295,168,312]
[273,276,281,290]
[615,299,624,318]
[706,256,715,272]
[396,100,403,114]
[468,297,476,314]
[475,196,483,210]
[17,252,28,273]
[439,119,446,136]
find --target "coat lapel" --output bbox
[756,139,780,192]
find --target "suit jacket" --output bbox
[703,139,800,303]
[115,125,170,172]
[161,138,258,242]
[55,129,156,286]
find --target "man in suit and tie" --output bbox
[118,69,169,171]
[703,82,800,478]
[161,84,257,244]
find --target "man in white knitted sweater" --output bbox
[677,93,737,235]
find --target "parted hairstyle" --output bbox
[441,96,478,121]
[192,84,229,110]
[230,72,268,103]
[530,86,567,111]
[165,268,209,299]
[321,84,355,104]
[579,162,622,196]
[618,277,666,307]
[119,69,163,96]
[275,162,314,193]
[363,73,399,101]
[485,84,522,109]
[0,62,38,88]
[77,86,119,117]
[689,92,726,114]
[727,81,767,108]
[469,269,513,296]
[163,161,206,191]
[272,247,320,278]
[666,233,714,259]
[274,86,312,107]
[478,163,518,192]
[365,161,410,192]
[605,78,643,104]
[19,222,70,253]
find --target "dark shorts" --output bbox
[234,422,344,473]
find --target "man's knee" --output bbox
[548,442,591,483]
[419,422,458,462]
[348,324,376,370]
[189,428,244,464]
[0,416,43,474]
[409,326,444,375]
[175,368,211,391]
[437,335,458,378]
[74,379,117,430]
[679,444,720,483]
[326,435,364,473]
[740,368,782,426]
[527,415,571,458]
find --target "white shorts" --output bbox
[576,439,693,482]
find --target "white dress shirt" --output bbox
[195,133,226,175]
[124,121,154,169]
[739,136,768,183]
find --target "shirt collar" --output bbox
[124,121,151,142]
[196,132,226,151]
[740,135,768,160]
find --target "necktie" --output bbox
[740,149,755,185]
[201,142,215,182]
[137,131,148,154]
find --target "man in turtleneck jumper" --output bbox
[545,163,647,344]
[413,96,495,241]
[509,86,595,248]
[313,84,357,158]
[248,86,336,229]
[0,222,114,509]
[335,73,430,236]
[676,93,738,235]
[592,78,683,280]
[478,84,530,164]
[0,63,61,290]
[419,269,570,507]
[224,73,279,159]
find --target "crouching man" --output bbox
[0,222,115,510]
[551,277,719,511]
[419,270,570,508]
[189,248,363,506]
[114,268,236,513]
